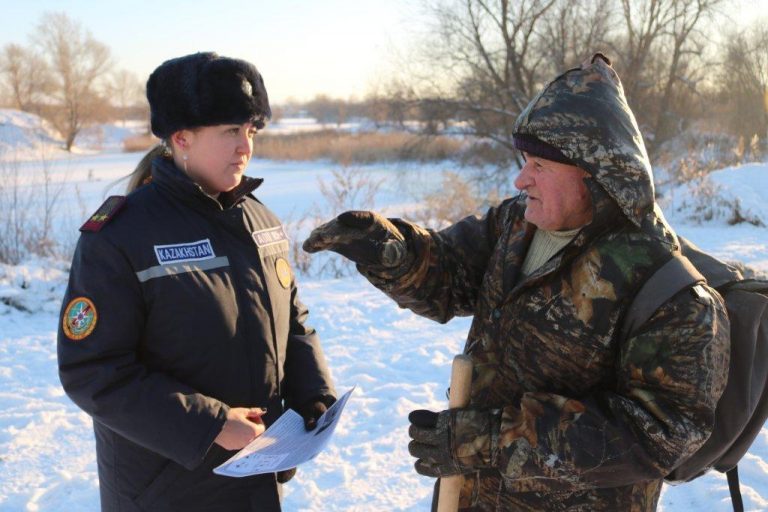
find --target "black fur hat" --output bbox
[146,52,271,138]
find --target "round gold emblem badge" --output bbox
[275,257,292,289]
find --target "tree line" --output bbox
[384,0,767,162]
[294,0,767,165]
[2,3,766,162]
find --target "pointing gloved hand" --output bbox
[408,408,498,478]
[302,211,408,269]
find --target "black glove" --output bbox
[276,468,296,483]
[278,395,336,484]
[408,408,497,478]
[302,211,407,268]
[408,410,464,478]
[298,395,337,431]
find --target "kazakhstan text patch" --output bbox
[252,226,288,248]
[154,239,216,265]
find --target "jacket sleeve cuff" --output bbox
[192,402,230,470]
[495,406,533,477]
[451,408,502,470]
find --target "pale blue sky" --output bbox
[0,0,421,103]
[1,0,765,104]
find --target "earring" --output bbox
[161,140,171,157]
[182,153,188,172]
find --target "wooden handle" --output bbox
[437,354,473,512]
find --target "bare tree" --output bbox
[397,0,728,157]
[305,94,350,126]
[611,0,679,104]
[653,0,723,143]
[609,0,724,149]
[109,69,145,127]
[0,43,52,113]
[413,0,558,152]
[398,0,618,165]
[34,12,111,151]
[365,82,414,128]
[720,21,768,155]
[539,0,615,72]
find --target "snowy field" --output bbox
[1,141,767,511]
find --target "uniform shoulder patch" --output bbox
[62,297,98,341]
[80,196,127,232]
[275,257,292,289]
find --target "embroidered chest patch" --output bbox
[154,239,216,265]
[62,297,98,341]
[252,226,288,248]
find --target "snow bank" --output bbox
[0,109,149,159]
[0,109,61,160]
[0,258,69,315]
[660,162,768,228]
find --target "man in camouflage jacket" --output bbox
[304,54,730,511]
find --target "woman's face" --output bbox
[173,122,258,195]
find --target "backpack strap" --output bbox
[679,236,742,288]
[621,253,706,342]
[726,466,744,512]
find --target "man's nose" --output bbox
[514,162,534,190]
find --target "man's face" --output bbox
[513,152,593,231]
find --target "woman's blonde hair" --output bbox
[126,144,168,193]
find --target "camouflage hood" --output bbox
[514,54,676,245]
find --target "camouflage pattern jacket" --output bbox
[362,55,730,511]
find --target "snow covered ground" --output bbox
[661,162,768,232]
[265,117,371,135]
[0,110,62,161]
[0,147,767,511]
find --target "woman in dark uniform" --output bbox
[57,52,335,512]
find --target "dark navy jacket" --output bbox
[58,157,335,511]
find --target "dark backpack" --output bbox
[621,236,768,512]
